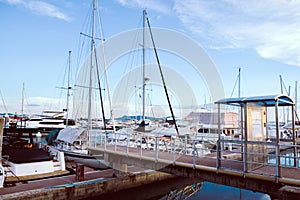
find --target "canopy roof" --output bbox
[215,94,294,107]
[56,126,85,144]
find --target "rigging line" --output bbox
[122,15,143,116]
[94,45,107,132]
[24,91,32,115]
[74,84,103,90]
[126,30,143,115]
[57,51,72,110]
[146,16,180,137]
[80,32,102,40]
[230,68,240,98]
[0,89,8,114]
[147,93,156,119]
[280,75,289,95]
[76,3,94,77]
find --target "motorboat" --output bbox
[0,126,69,187]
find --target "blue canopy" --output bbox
[215,94,294,107]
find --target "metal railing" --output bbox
[90,130,300,181]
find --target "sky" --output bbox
[1,0,300,118]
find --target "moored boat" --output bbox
[49,126,110,169]
[0,122,69,188]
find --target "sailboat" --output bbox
[129,10,179,135]
[48,0,111,169]
[53,4,184,164]
[106,9,191,153]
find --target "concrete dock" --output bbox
[0,164,180,200]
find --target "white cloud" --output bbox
[116,0,171,14]
[173,0,300,66]
[27,1,72,21]
[1,0,25,5]
[1,0,72,21]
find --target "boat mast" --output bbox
[145,13,180,137]
[66,50,71,127]
[87,0,97,144]
[98,8,116,132]
[142,9,146,123]
[21,82,25,127]
[238,67,241,98]
[296,81,298,115]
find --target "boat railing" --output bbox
[1,155,20,182]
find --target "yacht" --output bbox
[0,126,69,188]
[25,111,75,135]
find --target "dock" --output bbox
[0,164,179,200]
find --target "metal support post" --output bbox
[193,139,196,168]
[155,136,158,162]
[140,134,142,158]
[243,103,248,175]
[275,100,281,181]
[292,105,297,167]
[216,104,221,170]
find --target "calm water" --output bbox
[85,177,270,200]
[178,182,270,200]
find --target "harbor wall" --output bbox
[278,186,300,200]
[0,171,175,200]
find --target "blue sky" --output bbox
[1,0,300,117]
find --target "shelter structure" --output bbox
[215,94,296,177]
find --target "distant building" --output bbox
[185,111,238,126]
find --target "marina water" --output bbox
[162,181,270,200]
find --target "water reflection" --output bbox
[160,182,271,200]
[160,183,202,200]
[268,150,300,167]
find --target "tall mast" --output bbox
[295,81,298,114]
[21,82,24,127]
[142,9,147,123]
[238,67,241,98]
[146,13,180,137]
[87,0,97,143]
[66,50,71,126]
[98,7,115,132]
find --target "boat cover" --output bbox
[150,127,178,137]
[2,149,53,163]
[56,127,85,144]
